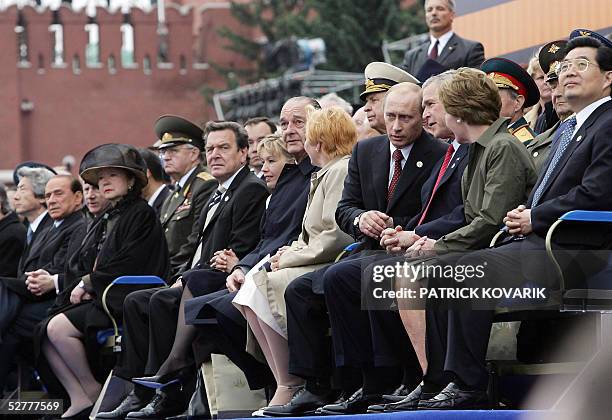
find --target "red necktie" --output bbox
[417,144,454,226]
[429,39,439,60]
[387,149,404,203]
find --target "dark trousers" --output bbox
[191,290,274,390]
[285,266,332,379]
[115,287,182,379]
[0,299,53,391]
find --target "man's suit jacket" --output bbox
[0,212,26,277]
[336,131,448,249]
[401,33,485,76]
[1,211,86,301]
[151,185,171,217]
[529,100,612,247]
[189,166,269,270]
[160,164,217,275]
[406,143,470,239]
[526,120,560,175]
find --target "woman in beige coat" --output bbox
[233,106,356,408]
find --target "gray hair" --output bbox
[17,166,55,198]
[422,69,458,90]
[0,184,9,214]
[318,92,354,115]
[425,0,455,12]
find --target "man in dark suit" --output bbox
[416,32,612,410]
[0,184,26,278]
[139,148,171,217]
[103,122,268,419]
[0,173,86,390]
[244,117,277,178]
[265,82,447,417]
[401,0,484,76]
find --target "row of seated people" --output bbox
[0,30,610,419]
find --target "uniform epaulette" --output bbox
[511,126,535,143]
[197,171,214,181]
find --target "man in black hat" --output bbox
[481,57,540,144]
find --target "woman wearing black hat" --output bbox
[40,144,169,419]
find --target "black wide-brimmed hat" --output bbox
[154,115,205,150]
[80,143,148,187]
[481,57,541,108]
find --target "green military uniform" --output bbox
[154,115,218,275]
[435,118,537,253]
[526,120,560,174]
[508,116,536,145]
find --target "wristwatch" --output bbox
[353,213,363,227]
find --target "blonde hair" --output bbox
[527,56,542,77]
[306,106,357,158]
[257,133,294,163]
[438,67,501,125]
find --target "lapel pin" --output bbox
[576,135,582,142]
[224,196,229,202]
[451,163,456,169]
[416,161,423,168]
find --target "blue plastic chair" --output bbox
[98,275,167,351]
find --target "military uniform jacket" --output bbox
[435,118,537,252]
[160,164,217,275]
[509,116,536,145]
[526,120,560,175]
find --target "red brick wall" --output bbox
[0,2,256,170]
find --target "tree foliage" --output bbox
[215,0,426,83]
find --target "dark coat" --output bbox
[190,166,269,270]
[39,198,169,368]
[529,100,612,247]
[1,211,85,301]
[150,185,171,217]
[235,158,317,272]
[408,143,470,239]
[401,33,485,76]
[335,132,448,249]
[0,212,26,277]
[160,164,217,275]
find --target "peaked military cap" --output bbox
[481,57,540,108]
[539,40,568,82]
[569,29,612,49]
[154,115,205,150]
[360,62,420,101]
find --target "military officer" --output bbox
[361,62,419,135]
[481,57,540,144]
[527,40,573,173]
[155,115,217,276]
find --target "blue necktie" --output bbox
[26,226,33,245]
[531,116,577,207]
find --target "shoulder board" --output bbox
[196,171,214,181]
[511,126,535,143]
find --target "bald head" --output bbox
[383,83,424,147]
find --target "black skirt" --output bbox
[61,301,94,334]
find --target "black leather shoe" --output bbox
[126,388,186,418]
[417,382,489,410]
[96,391,149,419]
[380,384,411,403]
[263,387,337,417]
[375,383,437,412]
[318,388,384,415]
[314,392,348,415]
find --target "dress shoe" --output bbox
[263,387,336,417]
[372,382,437,412]
[318,388,384,415]
[368,383,412,410]
[126,388,187,419]
[132,366,192,389]
[314,392,348,415]
[96,391,149,419]
[417,382,489,410]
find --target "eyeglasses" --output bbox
[555,58,600,76]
